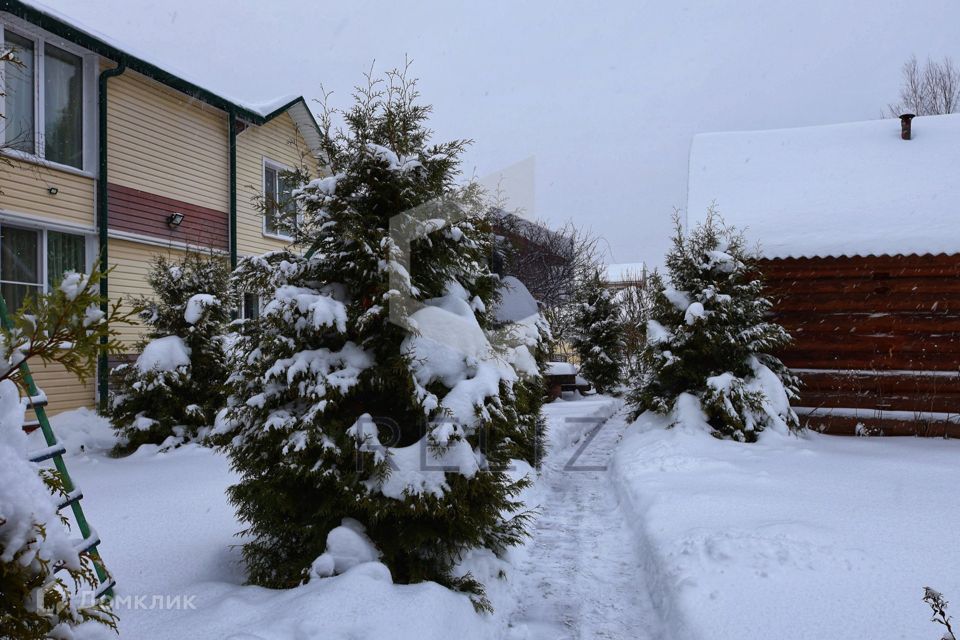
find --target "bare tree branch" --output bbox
[888,55,960,116]
[492,211,605,359]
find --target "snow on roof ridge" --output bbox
[235,95,304,118]
[687,113,960,259]
[692,112,960,141]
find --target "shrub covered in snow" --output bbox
[216,67,537,608]
[571,270,624,394]
[627,210,799,441]
[110,252,231,453]
[0,273,120,638]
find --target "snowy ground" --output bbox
[41,413,497,640]
[41,396,650,639]
[612,410,960,640]
[32,398,960,639]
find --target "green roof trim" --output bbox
[0,0,308,127]
[261,96,309,122]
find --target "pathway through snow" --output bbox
[506,397,664,640]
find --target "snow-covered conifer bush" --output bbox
[627,210,800,442]
[216,66,538,608]
[571,271,624,394]
[110,252,230,453]
[0,271,121,638]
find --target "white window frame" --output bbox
[0,219,96,299]
[0,16,98,176]
[261,157,299,241]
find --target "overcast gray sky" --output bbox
[39,0,960,266]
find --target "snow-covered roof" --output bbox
[605,262,646,283]
[9,0,323,154]
[686,114,960,258]
[545,362,577,376]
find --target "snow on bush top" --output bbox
[58,271,89,301]
[136,335,191,373]
[687,113,960,258]
[263,286,347,334]
[183,293,218,325]
[402,284,518,425]
[45,408,118,456]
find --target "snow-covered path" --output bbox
[506,397,664,640]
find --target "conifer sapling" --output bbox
[571,270,624,394]
[216,65,539,609]
[628,210,800,442]
[110,251,230,453]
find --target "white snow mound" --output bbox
[310,518,383,578]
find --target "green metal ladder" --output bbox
[0,294,115,600]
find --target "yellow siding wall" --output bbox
[108,238,188,348]
[236,112,319,256]
[0,162,95,417]
[3,63,319,419]
[106,70,229,212]
[0,161,95,227]
[28,362,95,417]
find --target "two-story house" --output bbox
[0,0,323,417]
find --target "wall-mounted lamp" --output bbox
[47,186,59,195]
[167,212,185,228]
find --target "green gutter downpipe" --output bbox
[97,59,126,412]
[229,108,238,272]
[228,108,238,321]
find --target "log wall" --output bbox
[761,254,960,436]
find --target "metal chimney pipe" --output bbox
[900,113,916,140]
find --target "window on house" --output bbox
[263,163,297,237]
[46,230,86,287]
[0,225,88,312]
[0,226,40,312]
[43,44,83,168]
[4,30,35,155]
[241,293,260,321]
[2,28,86,170]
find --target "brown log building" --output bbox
[687,113,960,436]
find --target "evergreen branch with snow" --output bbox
[0,270,123,638]
[0,264,129,393]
